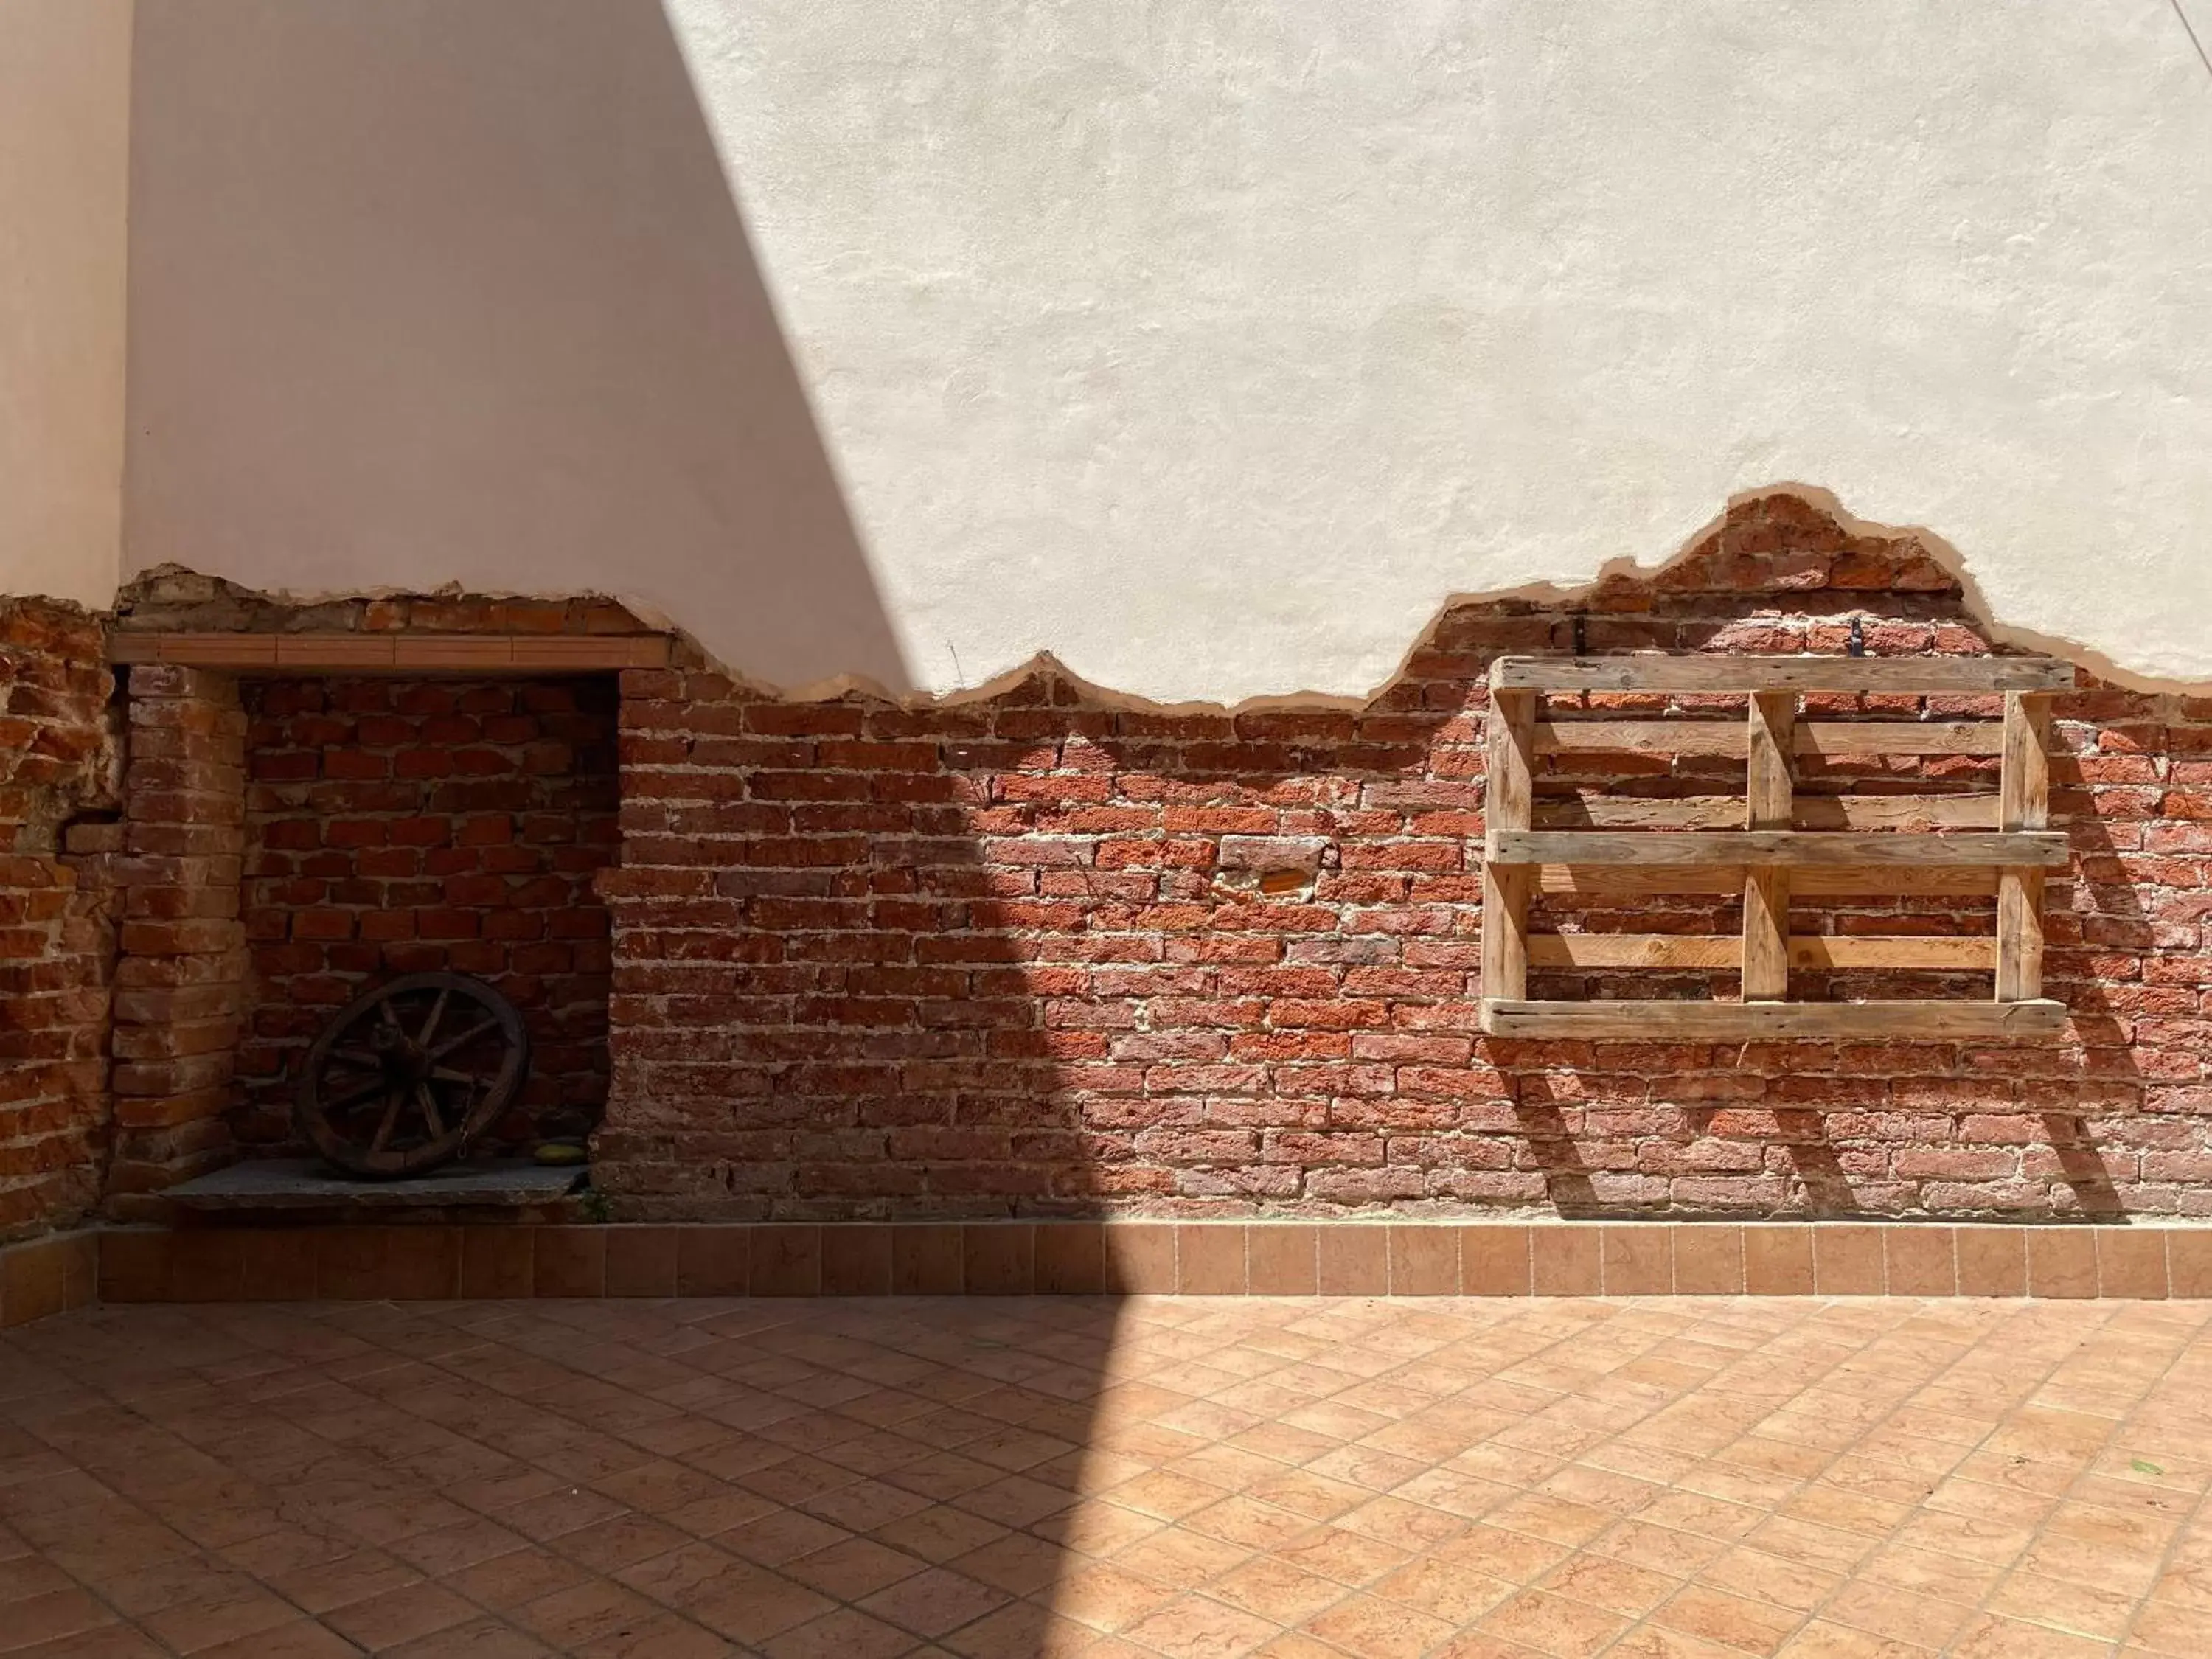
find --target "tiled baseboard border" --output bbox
[0,1231,98,1329]
[0,1221,2199,1316]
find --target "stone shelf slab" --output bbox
[164,1158,583,1210]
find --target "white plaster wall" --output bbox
[0,0,133,608]
[116,1,2212,700]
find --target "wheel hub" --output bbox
[369,1023,430,1084]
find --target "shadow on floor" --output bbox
[4,1293,2210,1655]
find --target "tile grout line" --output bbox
[1785,1297,2140,1652]
[8,1293,2211,1657]
[1168,1295,1906,1655]
[1416,1295,1840,1656]
[248,1300,820,1652]
[1941,1299,2202,1652]
[11,1331,384,1658]
[2091,1300,2212,1656]
[1557,1295,1933,1657]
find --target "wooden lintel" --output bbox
[1488,829,2067,869]
[1494,654,2073,695]
[1480,998,2067,1040]
[107,632,670,673]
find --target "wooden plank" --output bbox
[274,635,397,669]
[1531,796,1997,830]
[106,633,164,665]
[103,631,669,672]
[509,636,671,669]
[1743,691,1794,1001]
[1480,689,1537,1004]
[1489,830,2067,868]
[1534,720,2004,758]
[1797,722,2005,757]
[1532,798,1736,830]
[1996,692,2053,1003]
[1791,796,1997,830]
[1533,865,2002,897]
[1528,935,1997,970]
[1494,654,2073,694]
[1792,936,1996,970]
[158,634,279,668]
[400,638,519,670]
[1536,720,1749,757]
[1530,935,1742,970]
[1480,998,2067,1040]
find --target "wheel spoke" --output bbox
[326,1077,386,1111]
[368,1088,405,1154]
[306,974,523,1175]
[428,1018,499,1061]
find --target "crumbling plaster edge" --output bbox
[38,482,2211,715]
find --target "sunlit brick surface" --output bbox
[4,1295,2211,1656]
[595,495,2212,1225]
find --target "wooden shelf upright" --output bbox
[1477,653,2070,1040]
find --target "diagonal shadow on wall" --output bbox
[124,0,911,696]
[122,4,1135,1650]
[597,492,2176,1646]
[110,6,2182,1652]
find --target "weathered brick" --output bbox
[0,599,117,1239]
[578,493,2212,1221]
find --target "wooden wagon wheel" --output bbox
[296,972,529,1178]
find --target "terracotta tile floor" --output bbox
[4,1297,2212,1658]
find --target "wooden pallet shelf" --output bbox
[1478,651,2068,1041]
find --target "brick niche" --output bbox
[237,676,619,1153]
[595,493,2212,1223]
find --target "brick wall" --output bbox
[0,599,117,1239]
[237,677,619,1152]
[595,494,2209,1222]
[108,666,248,1214]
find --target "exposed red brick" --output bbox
[106,664,245,1213]
[0,599,118,1239]
[591,494,2212,1223]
